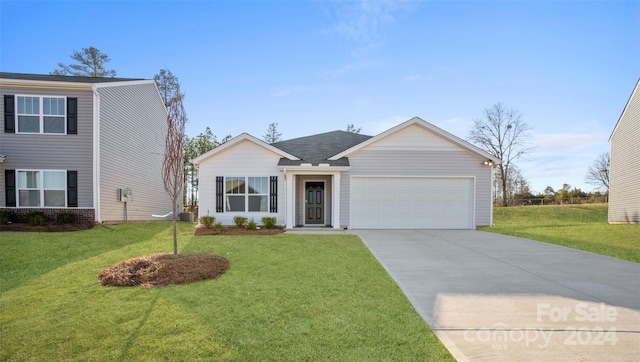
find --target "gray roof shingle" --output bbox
[272,130,372,166]
[0,72,145,83]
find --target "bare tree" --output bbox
[52,46,117,77]
[162,84,187,257]
[585,152,609,192]
[263,122,282,143]
[346,124,362,133]
[469,103,532,206]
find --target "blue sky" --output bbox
[1,0,638,194]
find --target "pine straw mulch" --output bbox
[0,221,95,232]
[97,253,229,288]
[193,225,285,236]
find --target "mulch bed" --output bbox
[0,222,95,232]
[194,225,285,236]
[97,253,230,288]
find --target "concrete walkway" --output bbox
[353,230,640,361]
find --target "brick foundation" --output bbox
[0,208,95,223]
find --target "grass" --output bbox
[482,204,640,263]
[0,222,453,361]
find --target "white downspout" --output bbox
[92,85,102,223]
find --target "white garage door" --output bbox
[350,177,474,229]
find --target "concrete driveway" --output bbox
[353,230,640,361]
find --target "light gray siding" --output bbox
[609,80,640,223]
[347,149,493,227]
[0,86,94,208]
[96,82,171,222]
[196,140,285,226]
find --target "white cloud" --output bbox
[328,0,401,43]
[402,74,423,82]
[323,59,379,77]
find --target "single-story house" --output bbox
[193,117,500,229]
[609,78,640,224]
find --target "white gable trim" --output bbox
[192,133,299,165]
[328,117,501,164]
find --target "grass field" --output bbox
[0,222,453,361]
[483,205,640,263]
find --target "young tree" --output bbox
[263,122,282,143]
[469,103,532,206]
[154,68,184,107]
[51,46,117,77]
[162,84,187,257]
[585,152,610,192]
[346,124,362,133]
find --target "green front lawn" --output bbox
[482,205,640,263]
[0,222,453,361]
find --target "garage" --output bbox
[350,177,475,229]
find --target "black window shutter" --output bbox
[5,170,16,207]
[4,95,15,133]
[67,171,78,207]
[215,176,224,212]
[67,97,77,134]
[269,176,278,213]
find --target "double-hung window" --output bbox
[225,176,269,212]
[17,170,67,207]
[17,95,66,134]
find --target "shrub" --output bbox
[214,222,224,230]
[56,212,76,224]
[0,210,18,224]
[233,215,248,228]
[26,211,46,226]
[199,215,215,228]
[246,219,257,230]
[261,217,277,229]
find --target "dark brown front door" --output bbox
[305,182,324,225]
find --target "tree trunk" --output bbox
[172,203,178,257]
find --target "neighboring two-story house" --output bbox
[1,72,173,223]
[609,78,640,224]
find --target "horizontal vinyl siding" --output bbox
[609,83,640,223]
[197,140,285,225]
[0,86,94,207]
[348,149,492,227]
[97,83,170,222]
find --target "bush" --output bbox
[199,215,215,228]
[26,211,46,226]
[0,210,18,224]
[214,222,224,230]
[56,212,76,224]
[233,215,248,228]
[246,219,257,230]
[261,217,277,229]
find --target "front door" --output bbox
[305,182,324,225]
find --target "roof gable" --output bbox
[610,78,640,143]
[329,117,500,163]
[272,130,372,166]
[191,133,299,165]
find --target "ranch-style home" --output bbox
[0,72,172,223]
[193,117,500,230]
[609,78,640,224]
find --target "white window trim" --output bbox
[15,94,67,135]
[16,169,67,208]
[224,176,270,213]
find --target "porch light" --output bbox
[484,160,494,167]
